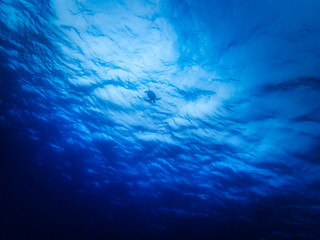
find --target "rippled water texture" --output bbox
[1,0,320,239]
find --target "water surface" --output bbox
[1,0,320,239]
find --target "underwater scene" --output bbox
[1,0,320,239]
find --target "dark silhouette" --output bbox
[145,90,161,103]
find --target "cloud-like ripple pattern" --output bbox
[0,0,320,239]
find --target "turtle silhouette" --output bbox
[145,90,161,103]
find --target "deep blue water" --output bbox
[1,0,320,239]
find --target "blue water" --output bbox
[1,0,320,239]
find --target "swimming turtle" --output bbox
[145,90,161,103]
